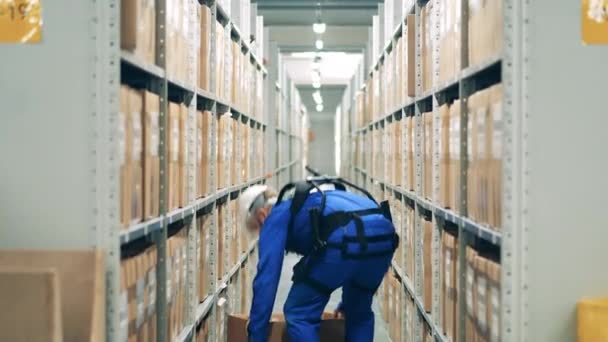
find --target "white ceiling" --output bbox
[283,52,363,85]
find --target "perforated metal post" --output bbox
[430,0,443,334]
[185,0,198,330]
[414,2,425,341]
[102,1,121,340]
[208,1,219,340]
[154,0,170,340]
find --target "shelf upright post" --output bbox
[430,0,443,334]
[414,1,425,341]
[208,0,220,340]
[153,0,170,340]
[185,0,199,331]
[456,0,471,340]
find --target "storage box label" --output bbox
[0,0,42,43]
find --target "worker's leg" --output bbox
[284,250,353,342]
[341,254,393,342]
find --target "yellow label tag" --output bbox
[0,0,42,43]
[582,0,608,44]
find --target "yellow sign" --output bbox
[0,0,42,43]
[582,0,608,44]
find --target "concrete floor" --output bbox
[273,254,392,341]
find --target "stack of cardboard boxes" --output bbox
[121,0,156,65]
[199,5,212,91]
[404,206,415,280]
[166,0,196,82]
[404,116,415,190]
[421,3,433,93]
[468,0,503,67]
[422,219,433,312]
[196,111,214,198]
[119,86,161,228]
[168,230,189,341]
[120,246,157,342]
[422,111,434,200]
[167,102,188,211]
[467,84,503,229]
[448,100,461,212]
[464,247,501,341]
[438,0,462,84]
[441,233,459,341]
[197,216,211,302]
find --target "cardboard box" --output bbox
[488,84,503,230]
[199,5,211,90]
[128,89,144,224]
[0,267,63,342]
[218,205,226,279]
[423,219,433,312]
[449,100,461,212]
[121,0,156,65]
[119,86,131,228]
[469,0,502,67]
[405,206,415,279]
[465,247,478,342]
[423,111,433,199]
[216,22,225,98]
[487,260,501,342]
[405,116,415,190]
[439,104,451,206]
[178,103,188,208]
[167,102,181,210]
[0,250,105,342]
[405,14,416,98]
[143,91,160,219]
[227,313,345,341]
[475,256,489,342]
[443,234,458,341]
[145,248,157,342]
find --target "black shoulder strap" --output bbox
[286,181,316,242]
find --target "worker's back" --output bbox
[271,189,393,255]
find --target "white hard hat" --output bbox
[239,184,268,224]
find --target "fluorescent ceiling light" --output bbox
[312,91,323,105]
[311,71,321,82]
[316,104,324,112]
[313,81,321,89]
[315,39,324,50]
[313,22,326,34]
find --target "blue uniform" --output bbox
[248,190,395,342]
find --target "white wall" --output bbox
[308,114,335,176]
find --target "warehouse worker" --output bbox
[239,178,398,342]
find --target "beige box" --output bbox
[217,205,225,279]
[423,112,433,200]
[216,22,226,99]
[167,102,181,210]
[143,91,160,219]
[199,5,212,91]
[0,251,105,342]
[121,0,156,65]
[119,86,132,228]
[0,268,62,342]
[178,104,188,208]
[405,14,416,98]
[423,219,433,312]
[488,84,503,230]
[128,89,144,224]
[439,104,451,206]
[201,112,213,195]
[465,247,478,342]
[443,234,458,341]
[475,256,489,342]
[448,100,461,212]
[405,117,415,190]
[487,260,501,342]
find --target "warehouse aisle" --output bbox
[273,254,392,341]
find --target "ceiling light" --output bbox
[311,61,321,70]
[312,91,323,105]
[316,104,324,112]
[313,81,321,89]
[311,70,321,83]
[313,22,326,34]
[315,39,324,50]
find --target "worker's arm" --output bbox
[247,203,289,342]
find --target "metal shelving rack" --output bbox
[340,0,608,342]
[0,1,306,342]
